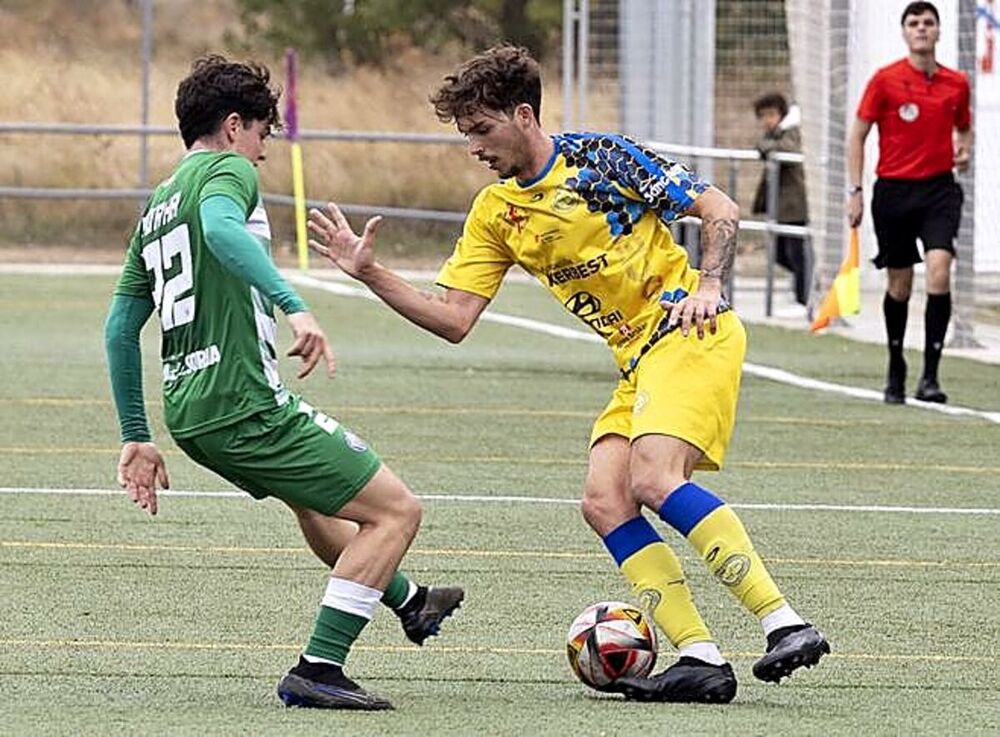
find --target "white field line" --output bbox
[285,273,1000,425]
[4,264,998,422]
[1,487,999,515]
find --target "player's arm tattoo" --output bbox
[699,216,739,284]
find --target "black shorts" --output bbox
[871,173,962,269]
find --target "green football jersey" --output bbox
[114,150,289,438]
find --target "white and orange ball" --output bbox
[566,601,657,690]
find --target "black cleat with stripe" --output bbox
[277,658,393,710]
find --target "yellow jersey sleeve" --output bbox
[436,188,513,300]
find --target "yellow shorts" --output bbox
[590,311,747,470]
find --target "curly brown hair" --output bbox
[430,45,542,124]
[175,55,281,148]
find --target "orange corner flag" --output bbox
[810,228,861,332]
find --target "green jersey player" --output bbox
[104,56,462,710]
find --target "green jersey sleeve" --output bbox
[113,234,152,298]
[105,293,155,442]
[200,154,259,216]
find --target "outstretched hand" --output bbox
[117,441,169,516]
[307,202,382,280]
[286,311,336,379]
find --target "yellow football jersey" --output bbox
[436,132,711,372]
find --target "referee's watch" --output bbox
[847,185,863,196]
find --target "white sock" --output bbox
[302,653,340,666]
[399,581,419,608]
[760,604,806,637]
[678,641,726,666]
[321,576,382,620]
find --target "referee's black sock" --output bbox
[923,292,951,383]
[883,293,908,381]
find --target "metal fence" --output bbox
[0,119,806,312]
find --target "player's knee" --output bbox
[886,272,913,302]
[580,483,630,534]
[926,269,951,293]
[579,489,608,531]
[394,490,422,537]
[887,284,911,302]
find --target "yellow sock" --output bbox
[620,541,713,648]
[603,515,713,649]
[658,481,786,619]
[687,505,785,617]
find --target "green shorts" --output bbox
[174,396,381,515]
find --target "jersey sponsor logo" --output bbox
[617,322,642,343]
[564,290,602,318]
[713,553,752,587]
[552,187,583,213]
[139,191,182,238]
[637,162,687,200]
[898,102,920,122]
[535,228,563,246]
[503,204,529,233]
[162,344,221,383]
[637,588,662,616]
[545,253,609,286]
[564,291,625,336]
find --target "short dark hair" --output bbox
[901,1,939,25]
[753,93,788,118]
[430,45,542,124]
[175,55,281,148]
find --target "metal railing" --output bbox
[0,121,808,312]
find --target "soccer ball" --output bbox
[566,601,657,690]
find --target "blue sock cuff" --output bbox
[658,482,724,536]
[602,516,663,567]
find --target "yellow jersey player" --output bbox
[308,45,829,703]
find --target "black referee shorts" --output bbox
[871,172,962,269]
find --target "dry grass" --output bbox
[0,0,571,256]
[0,1,771,263]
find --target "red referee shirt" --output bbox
[857,58,971,180]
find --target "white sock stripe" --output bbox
[321,577,382,620]
[301,653,342,666]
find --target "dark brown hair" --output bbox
[753,92,788,118]
[175,55,281,148]
[901,2,939,24]
[430,45,542,124]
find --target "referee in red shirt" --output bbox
[847,1,972,405]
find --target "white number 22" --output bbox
[142,224,196,331]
